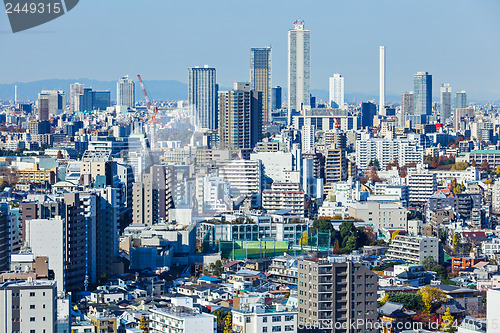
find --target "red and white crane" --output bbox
[137,74,158,147]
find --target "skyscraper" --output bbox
[70,82,85,111]
[38,90,66,118]
[401,91,414,126]
[37,98,49,121]
[361,102,377,128]
[288,20,311,114]
[379,46,386,114]
[218,82,262,150]
[117,75,135,109]
[188,66,218,130]
[413,71,432,121]
[440,83,452,121]
[250,47,272,123]
[271,86,282,110]
[329,73,345,108]
[455,91,467,109]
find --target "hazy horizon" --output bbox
[1,0,499,100]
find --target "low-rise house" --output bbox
[379,301,416,333]
[227,269,265,283]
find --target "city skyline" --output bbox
[0,0,499,101]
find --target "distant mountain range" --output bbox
[0,79,402,104]
[0,79,189,102]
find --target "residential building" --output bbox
[329,74,345,109]
[387,235,440,265]
[288,20,311,114]
[218,82,263,150]
[262,183,305,217]
[297,257,378,332]
[348,201,407,231]
[232,303,298,333]
[407,165,437,206]
[149,306,216,333]
[0,280,57,333]
[188,65,218,130]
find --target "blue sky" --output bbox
[1,0,499,100]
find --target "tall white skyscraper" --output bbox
[288,20,311,116]
[379,46,386,114]
[188,65,217,130]
[117,75,135,109]
[70,82,85,111]
[440,83,452,122]
[329,74,345,109]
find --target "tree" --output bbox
[369,168,382,183]
[471,159,477,167]
[387,292,425,311]
[139,316,149,333]
[214,309,229,333]
[368,159,380,171]
[423,256,438,271]
[418,285,447,314]
[452,233,461,255]
[480,159,490,172]
[431,156,438,169]
[223,313,232,333]
[441,307,456,332]
[495,165,500,175]
[333,239,340,254]
[339,221,356,248]
[56,150,63,159]
[390,230,400,243]
[345,234,358,252]
[432,264,447,280]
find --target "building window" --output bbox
[30,292,35,297]
[30,305,35,309]
[285,326,294,331]
[263,328,268,333]
[272,327,282,332]
[246,317,251,323]
[30,317,35,322]
[263,317,268,323]
[285,315,294,321]
[272,316,282,322]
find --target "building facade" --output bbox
[188,66,218,130]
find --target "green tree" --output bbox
[339,221,356,247]
[432,264,447,280]
[423,256,438,271]
[345,234,358,252]
[214,309,229,333]
[387,292,425,311]
[333,239,340,254]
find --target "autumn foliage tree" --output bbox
[418,285,447,314]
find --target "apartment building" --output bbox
[387,235,439,265]
[0,280,57,333]
[262,183,305,217]
[232,303,298,333]
[297,257,378,333]
[149,305,216,333]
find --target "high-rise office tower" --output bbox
[117,75,135,109]
[401,91,414,126]
[379,46,386,114]
[188,66,218,130]
[218,82,263,150]
[361,102,377,128]
[297,258,378,332]
[329,74,345,109]
[38,90,66,119]
[271,86,282,110]
[288,20,311,114]
[70,82,85,111]
[440,83,452,121]
[37,98,49,121]
[250,47,272,123]
[455,91,467,109]
[414,71,432,121]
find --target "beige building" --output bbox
[297,258,378,333]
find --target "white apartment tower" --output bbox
[329,73,345,109]
[379,46,386,114]
[117,75,135,109]
[288,20,311,116]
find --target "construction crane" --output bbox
[137,74,158,147]
[324,101,341,129]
